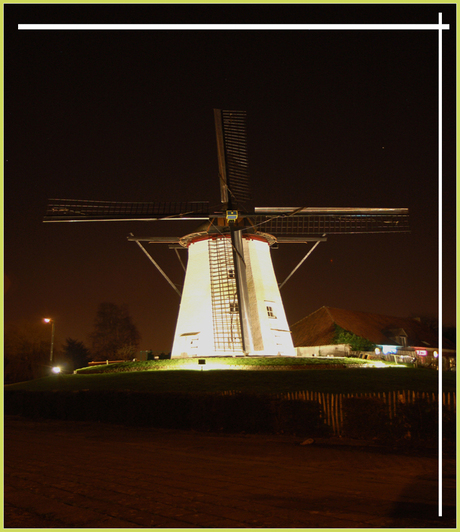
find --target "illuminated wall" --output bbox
[171,238,214,358]
[244,236,295,356]
[171,233,295,357]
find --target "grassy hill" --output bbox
[5,363,453,394]
[75,356,369,373]
[5,360,454,442]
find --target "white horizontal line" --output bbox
[18,23,450,31]
[254,207,409,214]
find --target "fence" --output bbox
[225,390,456,436]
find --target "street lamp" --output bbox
[43,318,55,363]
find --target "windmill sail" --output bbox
[208,236,243,352]
[251,207,409,236]
[214,109,255,353]
[44,199,210,222]
[228,229,254,354]
[214,109,252,211]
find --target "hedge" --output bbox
[342,395,455,445]
[6,391,452,444]
[4,390,331,436]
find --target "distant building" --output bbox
[291,306,456,369]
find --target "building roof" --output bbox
[290,306,454,350]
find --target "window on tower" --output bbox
[229,302,239,313]
[266,305,276,319]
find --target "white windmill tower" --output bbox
[44,110,409,358]
[171,110,299,358]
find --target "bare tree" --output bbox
[4,319,55,383]
[89,303,141,361]
[63,338,91,370]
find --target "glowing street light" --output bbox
[43,318,55,363]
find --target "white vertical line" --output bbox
[437,11,443,518]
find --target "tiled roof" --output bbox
[290,306,453,349]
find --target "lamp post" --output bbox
[43,318,55,363]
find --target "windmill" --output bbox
[44,109,409,358]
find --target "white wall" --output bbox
[171,234,296,357]
[171,239,214,357]
[244,237,296,356]
[296,344,351,357]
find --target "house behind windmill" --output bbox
[291,306,456,370]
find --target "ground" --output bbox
[4,415,456,528]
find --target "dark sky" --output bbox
[4,4,456,352]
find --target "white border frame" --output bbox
[17,16,450,517]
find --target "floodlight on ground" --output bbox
[51,366,61,374]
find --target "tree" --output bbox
[4,319,56,383]
[89,303,141,361]
[63,338,91,370]
[333,325,375,352]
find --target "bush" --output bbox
[176,393,274,433]
[6,391,450,443]
[271,399,330,437]
[393,398,438,445]
[442,407,456,443]
[333,325,376,352]
[342,396,394,441]
[342,396,453,445]
[5,390,325,435]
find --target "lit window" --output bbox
[267,306,276,319]
[382,346,398,355]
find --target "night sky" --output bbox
[4,4,456,353]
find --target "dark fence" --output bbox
[270,390,456,436]
[5,390,455,444]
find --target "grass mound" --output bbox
[75,356,370,374]
[5,366,450,394]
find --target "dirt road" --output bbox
[4,415,456,528]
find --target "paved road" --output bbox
[4,416,456,528]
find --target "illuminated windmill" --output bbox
[44,110,409,358]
